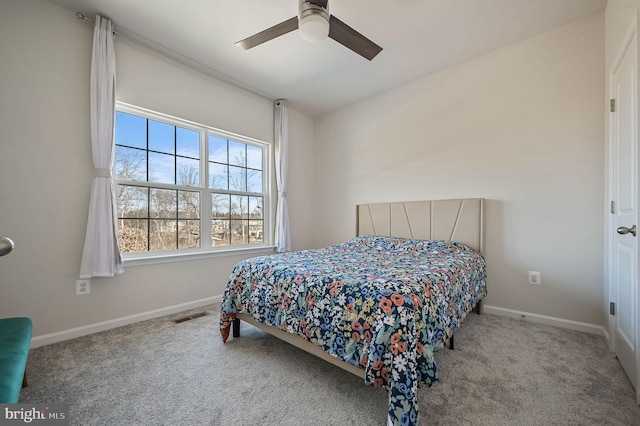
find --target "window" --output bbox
[114,103,270,257]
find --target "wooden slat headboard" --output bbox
[356,198,485,253]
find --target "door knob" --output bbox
[617,225,637,237]
[0,236,14,257]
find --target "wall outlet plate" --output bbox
[528,271,541,285]
[76,279,91,295]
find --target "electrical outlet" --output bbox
[528,271,541,285]
[76,279,91,295]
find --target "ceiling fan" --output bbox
[235,0,383,61]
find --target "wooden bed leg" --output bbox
[22,372,28,388]
[449,334,454,350]
[232,318,240,338]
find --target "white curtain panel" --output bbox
[79,15,124,278]
[274,100,291,252]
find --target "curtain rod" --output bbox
[76,12,140,46]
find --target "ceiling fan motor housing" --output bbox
[235,0,381,61]
[298,0,330,42]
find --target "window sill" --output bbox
[123,245,277,268]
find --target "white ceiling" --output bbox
[48,0,607,117]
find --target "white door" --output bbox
[611,26,639,392]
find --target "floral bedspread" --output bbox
[220,236,487,426]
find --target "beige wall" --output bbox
[313,13,605,325]
[0,0,315,337]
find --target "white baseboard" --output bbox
[482,304,604,336]
[30,299,607,348]
[30,296,222,348]
[601,323,611,347]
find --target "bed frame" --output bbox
[232,198,485,379]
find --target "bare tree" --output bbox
[115,149,150,253]
[177,164,200,248]
[116,149,145,217]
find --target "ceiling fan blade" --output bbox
[328,15,382,61]
[236,17,299,50]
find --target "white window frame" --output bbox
[114,102,274,266]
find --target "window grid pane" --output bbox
[230,220,249,245]
[179,220,200,249]
[118,219,149,253]
[228,141,246,167]
[115,111,146,149]
[115,146,147,181]
[249,220,263,244]
[246,144,262,170]
[148,152,175,185]
[212,219,230,247]
[247,170,263,193]
[148,120,175,155]
[178,190,200,219]
[115,108,267,254]
[177,157,199,187]
[176,127,200,159]
[209,163,229,190]
[150,219,177,251]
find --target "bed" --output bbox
[220,198,487,426]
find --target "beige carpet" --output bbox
[19,305,640,425]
